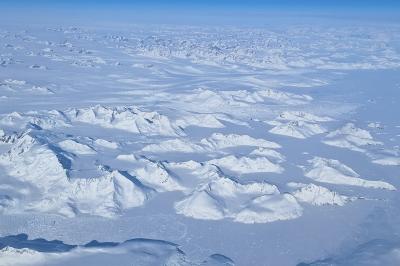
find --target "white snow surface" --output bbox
[66,105,183,137]
[175,176,302,223]
[207,155,284,174]
[323,123,382,152]
[1,19,400,266]
[58,139,96,155]
[0,236,232,266]
[269,120,327,139]
[304,157,396,190]
[290,183,352,206]
[201,133,280,150]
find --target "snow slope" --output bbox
[303,157,396,190]
[0,234,232,266]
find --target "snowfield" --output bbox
[0,17,400,266]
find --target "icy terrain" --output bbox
[0,17,400,266]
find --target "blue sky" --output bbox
[1,0,399,26]
[2,0,400,10]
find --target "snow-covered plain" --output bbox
[1,16,400,266]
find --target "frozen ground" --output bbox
[0,18,400,266]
